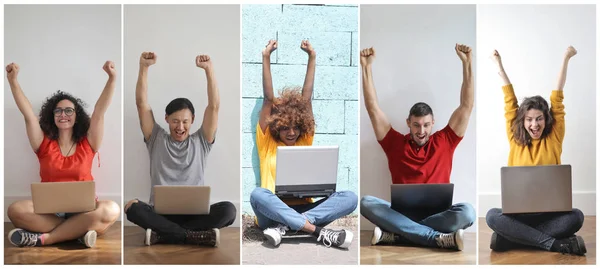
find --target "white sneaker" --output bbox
[317,228,353,249]
[263,224,289,247]
[435,229,464,251]
[78,230,97,248]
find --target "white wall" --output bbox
[360,5,477,232]
[124,5,241,226]
[477,5,596,215]
[4,5,122,221]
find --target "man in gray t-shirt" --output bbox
[124,52,236,247]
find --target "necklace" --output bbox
[60,141,76,157]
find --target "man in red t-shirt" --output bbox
[358,45,475,251]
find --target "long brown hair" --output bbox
[267,87,315,142]
[511,95,554,146]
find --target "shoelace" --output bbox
[317,229,341,248]
[381,231,396,243]
[275,225,289,236]
[436,233,455,248]
[19,232,39,247]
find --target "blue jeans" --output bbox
[250,187,358,231]
[360,195,475,247]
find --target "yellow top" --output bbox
[256,123,314,205]
[504,84,565,166]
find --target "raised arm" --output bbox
[491,50,518,141]
[360,47,391,141]
[300,40,316,116]
[448,44,474,137]
[556,46,577,91]
[196,55,219,143]
[87,61,116,152]
[136,52,157,141]
[259,40,277,132]
[5,63,44,151]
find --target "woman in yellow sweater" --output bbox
[485,47,586,256]
[249,39,358,249]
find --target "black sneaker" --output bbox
[144,228,161,246]
[77,230,97,248]
[556,235,586,256]
[435,229,464,251]
[490,232,521,252]
[185,228,220,247]
[316,228,353,249]
[371,226,395,245]
[8,228,43,247]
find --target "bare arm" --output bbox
[259,40,277,132]
[301,40,316,116]
[136,52,157,141]
[196,55,219,143]
[360,48,391,141]
[87,61,116,152]
[448,44,474,137]
[5,63,44,151]
[556,46,577,91]
[490,50,511,86]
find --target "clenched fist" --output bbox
[5,62,19,81]
[103,61,116,78]
[565,46,577,59]
[360,47,376,67]
[455,44,472,63]
[140,52,157,67]
[195,55,212,70]
[262,39,277,58]
[301,40,316,57]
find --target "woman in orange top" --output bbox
[249,40,358,249]
[5,62,120,248]
[485,47,586,256]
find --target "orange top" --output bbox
[36,136,96,182]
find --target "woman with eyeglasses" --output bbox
[5,61,120,248]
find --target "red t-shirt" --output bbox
[379,125,462,184]
[36,136,95,182]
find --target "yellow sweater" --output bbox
[504,84,565,166]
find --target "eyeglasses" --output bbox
[53,107,75,116]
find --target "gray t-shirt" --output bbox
[145,122,213,204]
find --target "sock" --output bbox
[550,238,567,251]
[312,226,322,237]
[38,233,47,246]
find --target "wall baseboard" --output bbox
[4,194,122,222]
[478,191,596,216]
[122,198,241,228]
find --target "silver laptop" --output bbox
[390,184,454,214]
[31,181,96,214]
[501,165,572,214]
[275,146,338,198]
[153,186,211,215]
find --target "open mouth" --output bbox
[58,119,70,123]
[416,134,426,140]
[530,128,541,137]
[175,130,186,138]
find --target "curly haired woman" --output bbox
[250,39,358,249]
[5,61,120,248]
[485,47,586,256]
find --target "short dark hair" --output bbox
[408,102,434,119]
[165,98,195,116]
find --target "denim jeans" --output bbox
[485,208,584,250]
[250,187,358,231]
[360,195,475,247]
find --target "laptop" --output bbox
[153,185,211,215]
[390,183,454,215]
[31,181,96,214]
[501,165,572,214]
[275,146,339,199]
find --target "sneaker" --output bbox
[490,232,520,252]
[317,228,353,249]
[144,228,161,246]
[8,228,43,247]
[556,235,586,256]
[435,229,464,251]
[263,224,289,247]
[371,226,396,245]
[77,230,97,248]
[185,228,220,247]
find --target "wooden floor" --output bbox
[479,217,596,265]
[360,230,476,264]
[4,222,121,265]
[124,226,240,264]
